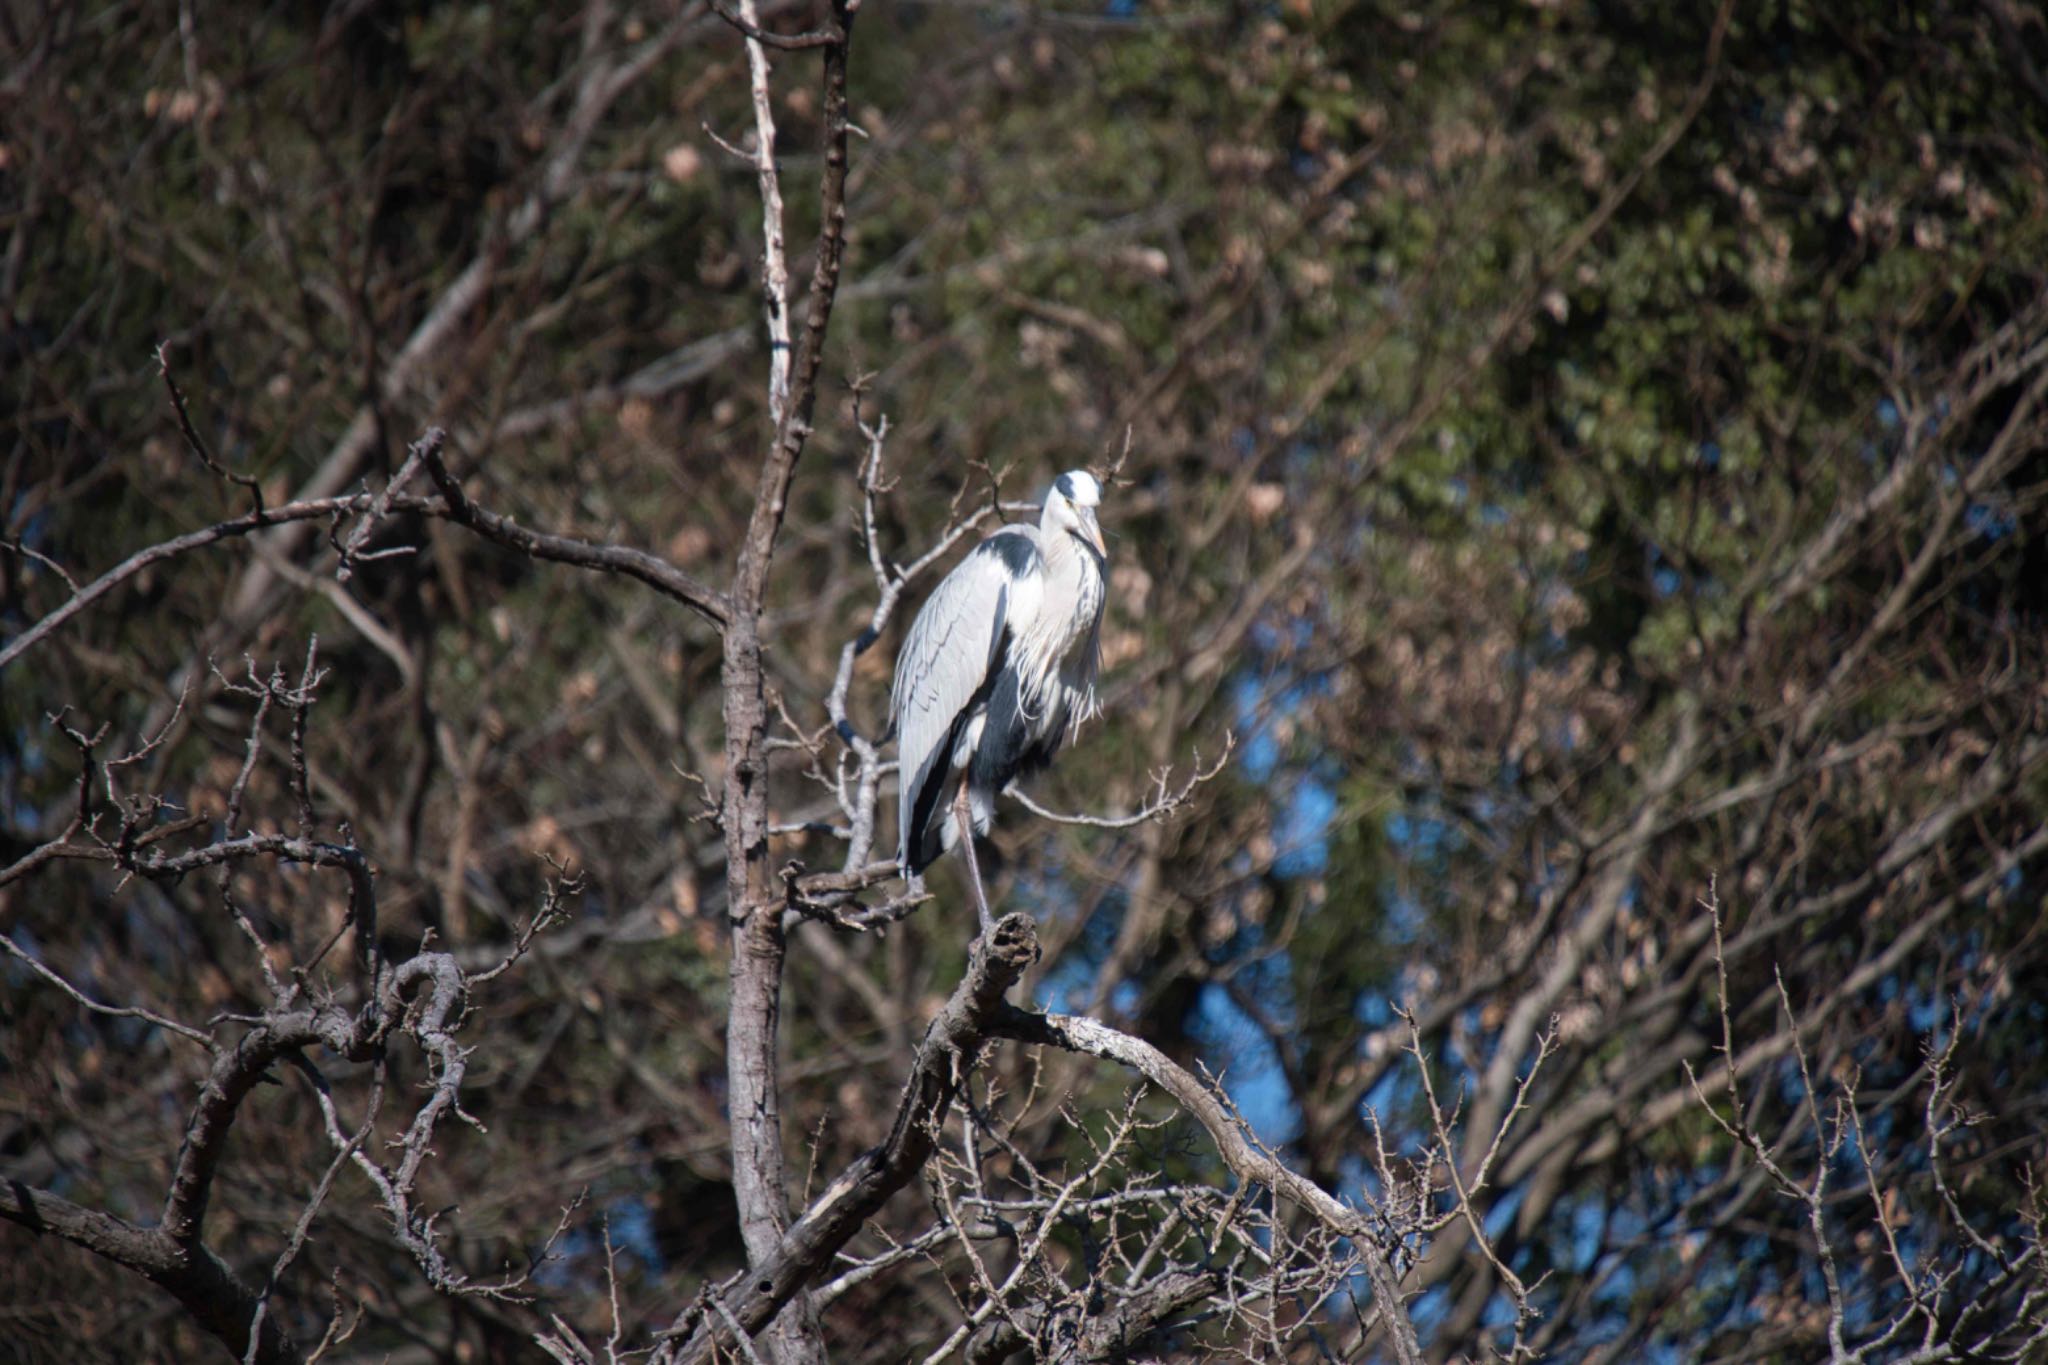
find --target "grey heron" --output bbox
[892,470,1109,933]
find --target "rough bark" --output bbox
[667,913,1037,1365]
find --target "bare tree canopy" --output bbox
[5,2,2048,1363]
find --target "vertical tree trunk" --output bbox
[716,11,859,1361]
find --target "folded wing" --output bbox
[892,528,1043,871]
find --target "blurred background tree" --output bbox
[5,0,2048,1361]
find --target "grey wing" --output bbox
[893,528,1040,870]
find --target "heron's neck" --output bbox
[1039,522,1105,584]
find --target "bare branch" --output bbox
[711,0,839,51]
[158,341,264,512]
[0,492,430,673]
[662,912,1038,1365]
[0,1181,304,1365]
[0,436,730,673]
[414,428,731,628]
[989,1007,1425,1365]
[738,0,793,424]
[160,1006,364,1247]
[1006,735,1234,830]
[0,932,214,1047]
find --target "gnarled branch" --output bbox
[664,912,1037,1365]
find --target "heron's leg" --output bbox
[954,779,996,937]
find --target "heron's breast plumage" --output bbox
[1006,537,1102,740]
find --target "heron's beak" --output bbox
[1078,507,1106,558]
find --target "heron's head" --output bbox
[1045,470,1106,558]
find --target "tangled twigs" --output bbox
[660,912,1038,1365]
[0,633,574,1362]
[1681,884,2048,1363]
[989,1006,1427,1365]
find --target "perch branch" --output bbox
[663,913,1036,1365]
